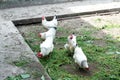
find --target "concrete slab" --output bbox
[0,1,120,24]
[0,0,80,9]
[0,0,120,9]
[0,21,51,80]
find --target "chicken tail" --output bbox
[53,15,57,20]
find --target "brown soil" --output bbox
[60,62,99,76]
[93,39,106,47]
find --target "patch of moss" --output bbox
[13,56,31,67]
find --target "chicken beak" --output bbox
[38,33,41,37]
[37,52,43,58]
[70,35,73,39]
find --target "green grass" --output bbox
[5,74,31,80]
[13,56,30,67]
[94,17,120,30]
[95,18,102,22]
[13,59,28,67]
[102,24,120,29]
[23,25,120,80]
[5,75,22,80]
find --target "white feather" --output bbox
[73,46,89,68]
[40,37,54,56]
[64,34,77,53]
[42,16,58,29]
[68,34,77,48]
[39,28,56,40]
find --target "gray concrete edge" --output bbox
[0,21,52,80]
[13,7,120,26]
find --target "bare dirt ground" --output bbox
[18,12,120,37]
[60,62,98,76]
[18,12,120,78]
[81,12,120,39]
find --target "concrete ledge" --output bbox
[0,2,120,25]
[0,21,51,80]
[13,8,120,26]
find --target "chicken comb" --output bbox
[37,52,43,58]
[70,34,73,39]
[42,16,45,20]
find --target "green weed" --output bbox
[102,24,120,29]
[95,18,102,22]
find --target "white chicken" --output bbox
[73,46,89,70]
[37,37,54,58]
[42,15,58,29]
[64,33,77,53]
[38,32,46,40]
[38,27,56,40]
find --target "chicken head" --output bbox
[37,52,43,58]
[42,16,45,20]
